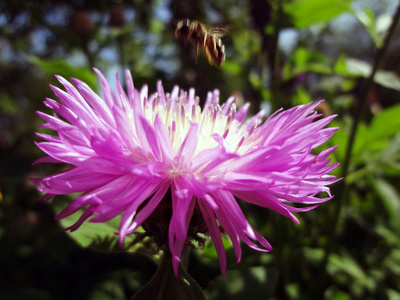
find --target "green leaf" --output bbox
[374,71,400,91]
[377,135,400,175]
[375,13,392,39]
[388,289,400,300]
[205,266,278,300]
[375,224,400,247]
[334,56,400,91]
[27,56,97,89]
[353,6,393,48]
[285,283,300,299]
[292,87,312,105]
[352,104,400,159]
[302,247,324,263]
[369,103,400,138]
[328,252,374,290]
[89,279,126,300]
[249,71,262,89]
[353,6,382,47]
[347,128,400,183]
[282,47,331,80]
[0,94,19,115]
[52,197,134,250]
[371,177,400,230]
[222,60,242,76]
[202,235,232,259]
[324,289,351,300]
[328,119,349,163]
[284,0,352,29]
[334,56,369,77]
[317,76,356,93]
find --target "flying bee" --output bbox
[175,19,229,67]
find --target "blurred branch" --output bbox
[270,0,283,109]
[319,2,400,294]
[340,5,400,183]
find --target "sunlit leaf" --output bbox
[202,235,232,259]
[52,197,135,250]
[325,288,351,300]
[370,103,400,137]
[375,71,400,91]
[222,60,241,75]
[27,56,97,89]
[334,56,370,77]
[353,6,392,48]
[284,0,352,29]
[334,56,400,91]
[352,104,400,160]
[353,6,382,47]
[375,14,392,37]
[388,289,400,300]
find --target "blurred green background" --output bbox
[1,0,400,299]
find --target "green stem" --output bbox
[318,2,400,293]
[338,4,400,186]
[117,35,126,83]
[131,249,206,300]
[270,0,284,111]
[82,40,95,69]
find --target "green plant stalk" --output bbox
[130,249,206,300]
[117,35,126,85]
[319,2,400,291]
[270,0,284,111]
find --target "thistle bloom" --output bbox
[34,69,339,275]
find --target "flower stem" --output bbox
[130,249,206,300]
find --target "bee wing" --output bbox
[207,24,231,38]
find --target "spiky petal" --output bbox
[33,69,339,275]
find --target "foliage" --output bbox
[1,0,400,299]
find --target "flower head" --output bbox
[34,69,339,275]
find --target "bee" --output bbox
[175,19,229,67]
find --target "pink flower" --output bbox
[33,69,339,275]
